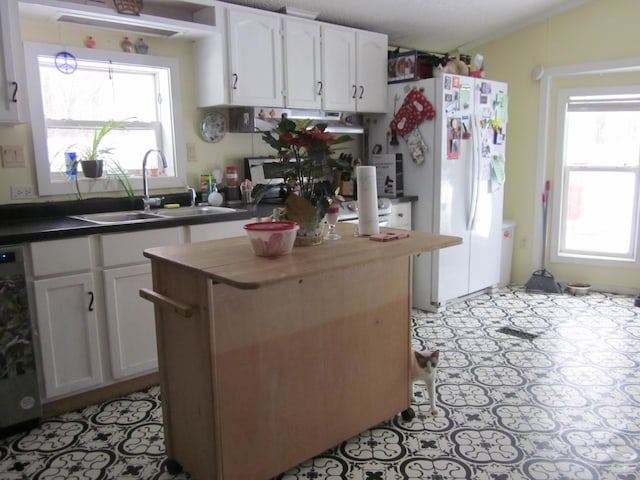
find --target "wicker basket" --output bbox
[114,0,143,15]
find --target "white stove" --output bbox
[337,197,392,225]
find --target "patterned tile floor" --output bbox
[1,286,639,480]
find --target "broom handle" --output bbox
[541,192,547,268]
[540,180,551,269]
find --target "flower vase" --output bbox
[294,218,324,246]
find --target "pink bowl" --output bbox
[243,221,299,257]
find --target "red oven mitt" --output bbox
[389,88,436,137]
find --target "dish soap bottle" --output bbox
[207,183,224,206]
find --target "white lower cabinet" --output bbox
[103,264,157,379]
[389,202,412,230]
[189,219,248,242]
[33,273,103,398]
[29,221,248,401]
[99,227,181,381]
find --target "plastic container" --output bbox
[244,221,299,257]
[566,283,591,296]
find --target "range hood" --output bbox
[228,108,364,134]
[18,0,217,39]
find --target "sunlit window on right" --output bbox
[553,88,640,266]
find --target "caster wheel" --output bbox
[401,407,415,421]
[166,459,183,475]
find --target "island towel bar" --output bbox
[139,288,193,318]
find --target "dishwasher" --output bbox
[0,245,41,434]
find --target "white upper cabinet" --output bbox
[194,5,387,111]
[355,30,388,113]
[321,25,357,112]
[0,0,27,124]
[227,8,284,107]
[321,25,388,113]
[283,18,321,109]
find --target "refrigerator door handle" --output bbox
[467,115,480,231]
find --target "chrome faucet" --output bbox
[186,186,197,207]
[142,149,167,211]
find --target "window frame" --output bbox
[551,86,640,267]
[24,42,187,197]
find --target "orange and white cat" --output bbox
[402,350,440,420]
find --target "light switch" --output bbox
[2,145,25,168]
[187,142,197,162]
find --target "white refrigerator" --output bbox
[366,73,509,311]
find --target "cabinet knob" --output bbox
[359,85,364,99]
[352,85,357,99]
[11,82,17,103]
[398,212,404,217]
[232,73,238,90]
[317,81,323,96]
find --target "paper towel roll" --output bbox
[357,166,380,236]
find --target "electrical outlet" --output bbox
[2,145,25,168]
[10,185,36,200]
[520,236,528,249]
[186,142,197,162]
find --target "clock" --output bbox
[200,110,227,143]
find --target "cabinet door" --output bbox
[101,226,182,268]
[34,273,102,399]
[321,25,356,112]
[189,219,248,242]
[0,0,26,124]
[103,264,157,379]
[356,31,388,113]
[389,202,412,230]
[284,18,321,109]
[227,9,283,107]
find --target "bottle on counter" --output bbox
[208,183,224,206]
[200,173,213,196]
[225,165,239,186]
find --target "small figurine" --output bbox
[134,38,149,54]
[85,36,96,48]
[121,36,134,53]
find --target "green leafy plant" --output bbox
[78,119,123,161]
[254,117,352,226]
[65,119,135,200]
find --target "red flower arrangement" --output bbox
[253,117,352,226]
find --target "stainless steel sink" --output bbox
[70,211,165,225]
[155,206,242,217]
[70,206,244,225]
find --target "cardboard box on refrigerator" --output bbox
[372,153,403,197]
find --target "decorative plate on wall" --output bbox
[200,111,227,143]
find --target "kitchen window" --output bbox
[551,87,640,266]
[23,42,186,196]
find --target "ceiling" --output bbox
[204,0,591,53]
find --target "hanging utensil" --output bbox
[390,93,400,146]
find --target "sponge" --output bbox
[164,203,180,209]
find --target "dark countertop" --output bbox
[0,195,417,246]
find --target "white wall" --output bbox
[471,0,640,292]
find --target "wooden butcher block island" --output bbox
[141,224,461,480]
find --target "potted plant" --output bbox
[77,119,124,178]
[64,119,135,201]
[253,117,352,245]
